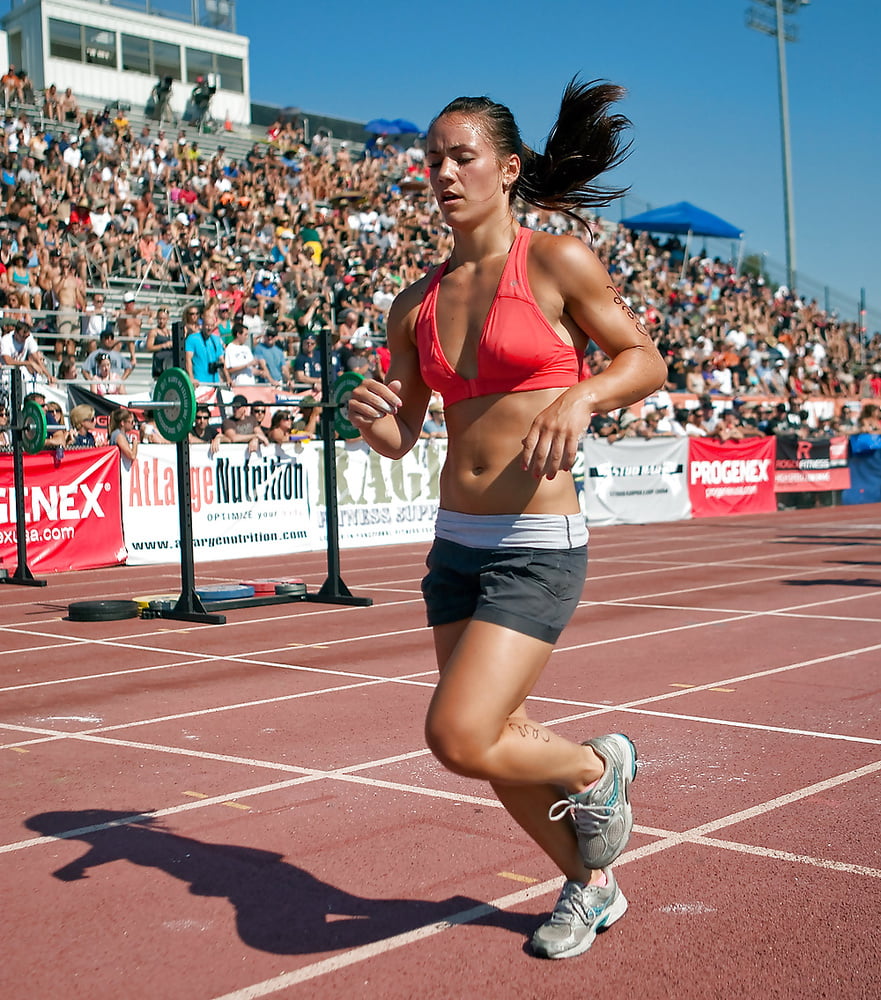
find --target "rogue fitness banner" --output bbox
[0,447,126,572]
[773,435,851,492]
[688,436,777,517]
[583,437,691,525]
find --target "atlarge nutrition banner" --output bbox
[688,436,777,517]
[0,447,126,572]
[122,442,320,565]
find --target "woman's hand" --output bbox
[521,390,594,480]
[348,378,402,429]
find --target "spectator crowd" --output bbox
[0,70,879,450]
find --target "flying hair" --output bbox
[430,77,632,228]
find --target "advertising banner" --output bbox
[120,439,444,564]
[583,437,691,526]
[842,433,881,505]
[321,439,441,549]
[0,447,126,571]
[122,442,321,565]
[773,435,851,492]
[688,436,777,517]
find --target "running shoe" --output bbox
[548,733,637,870]
[531,869,627,959]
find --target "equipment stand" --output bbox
[1,370,47,588]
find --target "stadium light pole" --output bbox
[746,0,809,292]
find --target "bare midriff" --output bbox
[439,387,581,516]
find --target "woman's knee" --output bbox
[425,712,495,779]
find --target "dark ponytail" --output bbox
[430,78,632,226]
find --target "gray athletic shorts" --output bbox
[421,512,588,644]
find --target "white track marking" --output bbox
[205,758,881,1000]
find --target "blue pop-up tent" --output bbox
[620,200,743,239]
[620,200,744,276]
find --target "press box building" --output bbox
[0,0,250,125]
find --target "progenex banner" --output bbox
[688,436,777,517]
[0,447,125,572]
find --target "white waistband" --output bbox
[435,509,588,550]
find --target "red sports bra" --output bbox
[415,227,586,407]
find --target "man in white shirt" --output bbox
[62,136,82,172]
[0,321,55,383]
[224,322,274,386]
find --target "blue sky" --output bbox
[240,0,879,325]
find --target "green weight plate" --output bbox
[21,399,47,454]
[332,371,364,440]
[153,367,197,443]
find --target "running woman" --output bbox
[348,79,667,959]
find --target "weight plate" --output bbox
[332,371,363,440]
[195,583,256,602]
[133,593,178,610]
[21,399,47,454]
[67,600,141,622]
[153,367,197,443]
[241,578,306,595]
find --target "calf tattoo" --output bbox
[508,721,551,742]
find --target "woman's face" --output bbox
[426,114,518,228]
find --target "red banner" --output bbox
[0,447,126,573]
[773,435,851,492]
[688,437,777,517]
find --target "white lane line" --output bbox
[206,758,881,1000]
[691,837,881,879]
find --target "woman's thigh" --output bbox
[428,618,553,744]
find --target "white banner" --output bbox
[583,437,691,526]
[122,442,321,564]
[317,439,443,549]
[121,439,446,564]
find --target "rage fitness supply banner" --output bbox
[688,436,777,517]
[0,447,126,572]
[773,435,851,492]
[583,437,691,525]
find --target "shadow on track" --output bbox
[25,809,535,954]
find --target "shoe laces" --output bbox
[548,880,600,925]
[548,796,612,836]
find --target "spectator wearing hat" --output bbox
[292,332,323,392]
[241,297,266,339]
[221,395,268,449]
[421,403,447,440]
[254,327,291,386]
[82,329,132,381]
[116,291,144,362]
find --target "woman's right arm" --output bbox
[347,283,431,459]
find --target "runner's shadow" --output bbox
[25,809,534,954]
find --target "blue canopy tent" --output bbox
[620,201,744,277]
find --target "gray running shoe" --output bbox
[548,733,637,870]
[531,869,628,959]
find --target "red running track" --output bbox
[1,504,880,999]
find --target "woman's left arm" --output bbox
[522,235,668,480]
